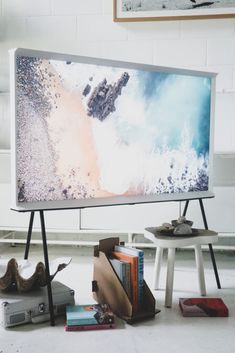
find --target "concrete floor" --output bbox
[0,243,234,353]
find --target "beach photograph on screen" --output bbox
[16,55,211,203]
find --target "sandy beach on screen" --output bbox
[44,62,114,199]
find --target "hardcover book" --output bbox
[179,298,229,317]
[66,303,115,326]
[112,251,138,312]
[109,258,131,299]
[114,245,144,305]
[65,323,115,331]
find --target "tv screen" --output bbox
[10,48,215,211]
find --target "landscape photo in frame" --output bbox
[114,0,235,21]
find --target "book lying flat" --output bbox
[179,298,229,317]
[65,323,115,331]
[66,303,115,326]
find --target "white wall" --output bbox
[0,1,234,152]
[0,0,235,232]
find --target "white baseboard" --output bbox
[0,229,235,250]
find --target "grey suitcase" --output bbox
[0,281,75,327]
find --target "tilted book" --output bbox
[112,251,138,313]
[114,245,144,306]
[179,298,229,317]
[66,303,115,326]
[109,258,131,300]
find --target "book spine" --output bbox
[137,252,144,306]
[122,262,131,300]
[65,324,115,331]
[109,258,124,284]
[110,257,132,300]
[112,251,138,313]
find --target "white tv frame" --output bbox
[10,48,216,212]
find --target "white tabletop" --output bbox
[144,227,218,248]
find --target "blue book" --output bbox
[110,258,131,299]
[66,304,115,326]
[114,245,144,306]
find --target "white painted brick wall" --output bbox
[0,1,235,153]
[1,16,27,41]
[207,38,235,66]
[101,39,154,64]
[233,67,235,91]
[52,0,103,16]
[77,14,127,41]
[102,0,113,15]
[207,66,234,93]
[0,94,10,149]
[2,0,51,17]
[0,1,234,232]
[214,93,235,153]
[180,19,235,38]
[26,16,77,43]
[153,38,207,67]
[126,21,180,40]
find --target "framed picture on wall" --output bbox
[113,0,235,22]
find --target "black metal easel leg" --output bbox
[182,200,189,217]
[183,198,221,289]
[24,211,35,260]
[39,210,55,326]
[198,199,221,289]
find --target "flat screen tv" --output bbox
[10,48,216,211]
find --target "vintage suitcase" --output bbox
[0,281,75,327]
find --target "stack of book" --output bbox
[65,303,115,331]
[110,245,144,313]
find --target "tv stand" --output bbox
[22,197,221,325]
[24,210,55,326]
[183,198,221,289]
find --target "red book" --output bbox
[112,251,138,313]
[179,298,229,317]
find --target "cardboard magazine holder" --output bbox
[92,237,159,324]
